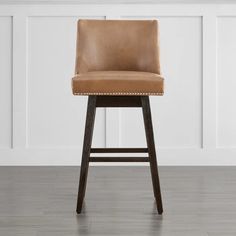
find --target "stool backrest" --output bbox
[75,20,160,75]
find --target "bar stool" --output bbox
[72,20,164,214]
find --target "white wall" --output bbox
[0,4,236,165]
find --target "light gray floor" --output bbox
[0,167,236,236]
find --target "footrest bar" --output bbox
[89,157,149,162]
[90,148,148,153]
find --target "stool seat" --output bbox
[72,71,164,96]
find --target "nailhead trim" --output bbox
[73,92,164,95]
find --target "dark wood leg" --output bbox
[76,96,97,214]
[141,96,163,214]
[76,95,163,214]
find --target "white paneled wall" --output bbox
[217,17,236,148]
[0,4,236,165]
[0,16,12,149]
[28,16,105,148]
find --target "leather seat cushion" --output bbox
[72,71,164,96]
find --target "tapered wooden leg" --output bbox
[141,96,163,214]
[76,96,97,214]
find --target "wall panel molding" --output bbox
[0,16,12,149]
[202,14,217,148]
[12,15,28,148]
[217,16,236,148]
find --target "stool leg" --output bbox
[141,96,163,214]
[76,96,97,214]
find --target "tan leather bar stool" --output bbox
[72,20,164,214]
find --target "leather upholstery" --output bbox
[72,19,164,96]
[72,71,164,95]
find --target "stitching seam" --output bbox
[73,92,164,95]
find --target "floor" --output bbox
[0,167,236,236]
